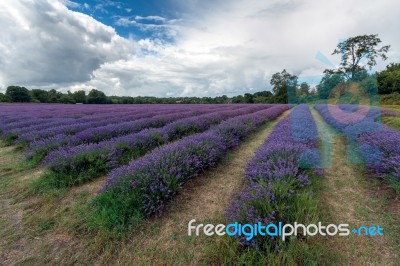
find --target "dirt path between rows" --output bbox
[109,110,292,265]
[311,108,399,266]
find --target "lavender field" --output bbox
[0,103,399,265]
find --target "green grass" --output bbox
[204,171,339,265]
[380,93,400,105]
[382,115,400,131]
[384,175,400,194]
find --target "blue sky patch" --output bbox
[66,0,179,41]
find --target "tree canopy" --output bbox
[270,69,298,103]
[325,34,390,80]
[298,82,311,96]
[0,93,8,102]
[6,86,31,102]
[31,89,49,103]
[69,90,87,103]
[87,89,108,104]
[317,73,346,99]
[377,63,400,94]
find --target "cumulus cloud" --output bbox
[0,0,134,88]
[1,0,400,96]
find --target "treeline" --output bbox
[0,86,308,104]
[0,86,273,104]
[111,91,280,104]
[0,87,111,104]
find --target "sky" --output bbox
[0,0,399,97]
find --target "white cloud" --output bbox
[60,0,80,9]
[115,17,136,27]
[135,16,166,22]
[0,0,134,87]
[0,0,400,97]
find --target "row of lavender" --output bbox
[225,104,320,250]
[315,104,400,191]
[1,105,248,164]
[41,105,273,187]
[0,104,192,127]
[0,105,233,144]
[0,104,234,122]
[88,105,289,230]
[25,107,228,158]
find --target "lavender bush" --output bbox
[315,104,400,191]
[225,104,321,251]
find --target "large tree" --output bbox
[243,93,254,103]
[87,89,108,104]
[69,90,87,103]
[298,82,310,96]
[253,91,273,98]
[6,86,31,102]
[0,93,8,102]
[325,34,390,80]
[47,89,63,103]
[377,63,400,94]
[60,94,76,104]
[270,69,298,103]
[317,73,345,99]
[31,89,49,103]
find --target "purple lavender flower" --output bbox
[225,105,320,250]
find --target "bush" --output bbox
[380,93,400,105]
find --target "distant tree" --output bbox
[317,73,345,99]
[360,74,379,96]
[87,89,108,104]
[31,89,49,103]
[254,91,273,98]
[6,86,31,102]
[351,69,370,82]
[270,69,298,103]
[69,90,87,103]
[252,91,273,103]
[118,96,135,104]
[232,95,245,103]
[253,96,269,103]
[47,89,63,103]
[309,88,317,95]
[325,34,390,80]
[377,63,400,94]
[243,93,254,103]
[215,95,229,104]
[298,82,311,96]
[0,93,8,102]
[59,95,76,104]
